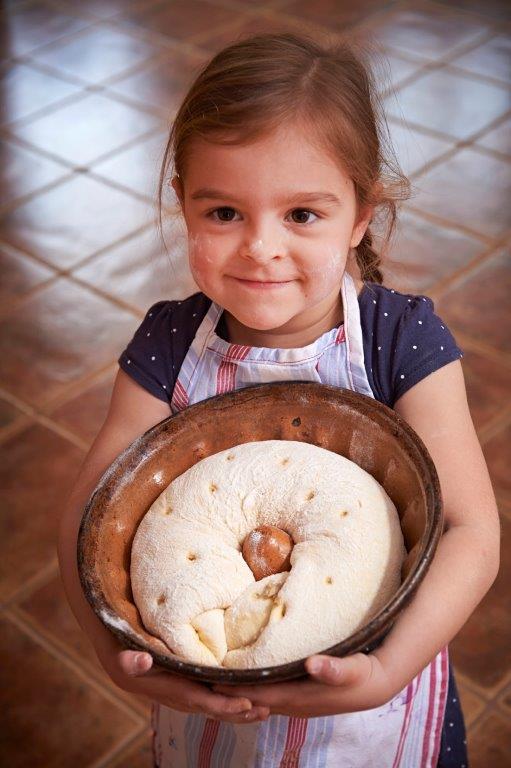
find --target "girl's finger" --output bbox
[305,653,371,687]
[118,650,153,677]
[210,706,270,724]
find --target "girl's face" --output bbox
[172,123,371,343]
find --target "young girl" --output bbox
[58,33,500,767]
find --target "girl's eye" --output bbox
[289,209,318,225]
[206,207,319,224]
[208,207,238,222]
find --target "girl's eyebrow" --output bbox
[190,188,341,206]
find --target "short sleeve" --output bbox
[391,295,463,403]
[118,301,175,403]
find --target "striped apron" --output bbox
[153,272,448,767]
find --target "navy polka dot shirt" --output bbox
[119,282,463,406]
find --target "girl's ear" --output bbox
[350,206,373,249]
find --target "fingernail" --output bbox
[307,658,322,674]
[134,653,148,670]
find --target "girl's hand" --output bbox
[213,652,393,718]
[96,637,270,724]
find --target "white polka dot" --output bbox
[440,346,444,351]
[400,374,405,379]
[146,332,151,336]
[449,721,454,727]
[172,328,177,333]
[453,698,457,703]
[441,325,445,329]
[446,746,451,752]
[373,299,377,304]
[127,359,131,364]
[407,298,411,302]
[149,313,153,317]
[162,384,167,389]
[384,312,388,317]
[177,301,182,305]
[192,313,197,317]
[378,346,382,351]
[412,345,417,349]
[391,289,395,293]
[418,320,423,325]
[151,355,156,361]
[422,297,426,302]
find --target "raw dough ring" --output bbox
[130,440,405,669]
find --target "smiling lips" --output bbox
[232,276,295,288]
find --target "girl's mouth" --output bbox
[231,277,294,289]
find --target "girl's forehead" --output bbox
[183,129,353,194]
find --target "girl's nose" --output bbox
[239,237,283,263]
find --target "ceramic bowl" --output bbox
[78,381,442,684]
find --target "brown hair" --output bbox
[159,33,410,284]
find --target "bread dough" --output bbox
[130,440,405,668]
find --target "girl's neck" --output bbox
[222,292,344,349]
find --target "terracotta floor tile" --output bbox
[434,0,511,21]
[0,245,56,307]
[388,120,454,176]
[451,34,511,84]
[59,0,164,21]
[412,149,511,239]
[374,53,426,94]
[459,348,511,434]
[0,174,153,269]
[385,68,510,141]
[0,278,139,407]
[2,0,91,57]
[1,137,69,208]
[50,369,116,445]
[380,209,484,293]
[0,615,141,768]
[369,3,488,59]
[0,62,82,126]
[476,118,511,157]
[468,709,511,768]
[92,131,168,199]
[456,681,487,727]
[125,0,236,41]
[17,574,99,666]
[30,24,162,85]
[275,0,385,31]
[483,423,511,498]
[109,732,153,768]
[450,516,510,691]
[74,225,197,310]
[0,424,84,600]
[108,50,208,115]
[11,92,160,166]
[435,249,510,354]
[195,12,323,52]
[17,572,152,718]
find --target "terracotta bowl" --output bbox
[78,382,442,684]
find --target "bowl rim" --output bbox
[78,381,443,684]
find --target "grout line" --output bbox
[87,726,150,768]
[424,0,511,30]
[4,604,148,724]
[403,202,505,245]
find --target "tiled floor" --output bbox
[0,0,509,765]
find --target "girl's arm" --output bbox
[58,369,267,723]
[214,359,500,715]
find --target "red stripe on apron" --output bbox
[420,654,438,766]
[335,325,346,344]
[198,718,220,768]
[173,378,189,410]
[392,674,420,768]
[430,649,449,766]
[279,716,308,768]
